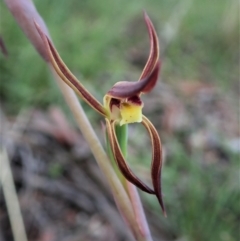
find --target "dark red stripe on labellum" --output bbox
[110,98,121,111]
[127,96,143,106]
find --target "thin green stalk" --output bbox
[115,124,153,241]
[105,125,125,184]
[115,124,128,157]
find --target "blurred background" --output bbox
[0,0,239,241]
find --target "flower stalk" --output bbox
[113,124,153,240]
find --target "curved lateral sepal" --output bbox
[142,115,166,216]
[35,22,107,117]
[105,118,155,194]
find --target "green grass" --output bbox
[162,144,238,241]
[1,0,238,111]
[0,0,239,240]
[127,120,239,240]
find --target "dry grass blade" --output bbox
[0,148,28,241]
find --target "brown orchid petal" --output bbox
[35,22,107,117]
[107,62,160,99]
[105,118,155,194]
[140,61,161,94]
[139,12,160,82]
[142,115,166,216]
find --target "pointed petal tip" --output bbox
[157,195,166,217]
[34,21,44,38]
[33,20,38,28]
[139,11,160,81]
[143,11,150,21]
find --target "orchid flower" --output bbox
[35,12,165,215]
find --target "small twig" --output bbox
[0,148,28,241]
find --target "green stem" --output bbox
[105,125,125,184]
[115,124,153,241]
[115,123,128,156]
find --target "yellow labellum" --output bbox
[120,103,143,126]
